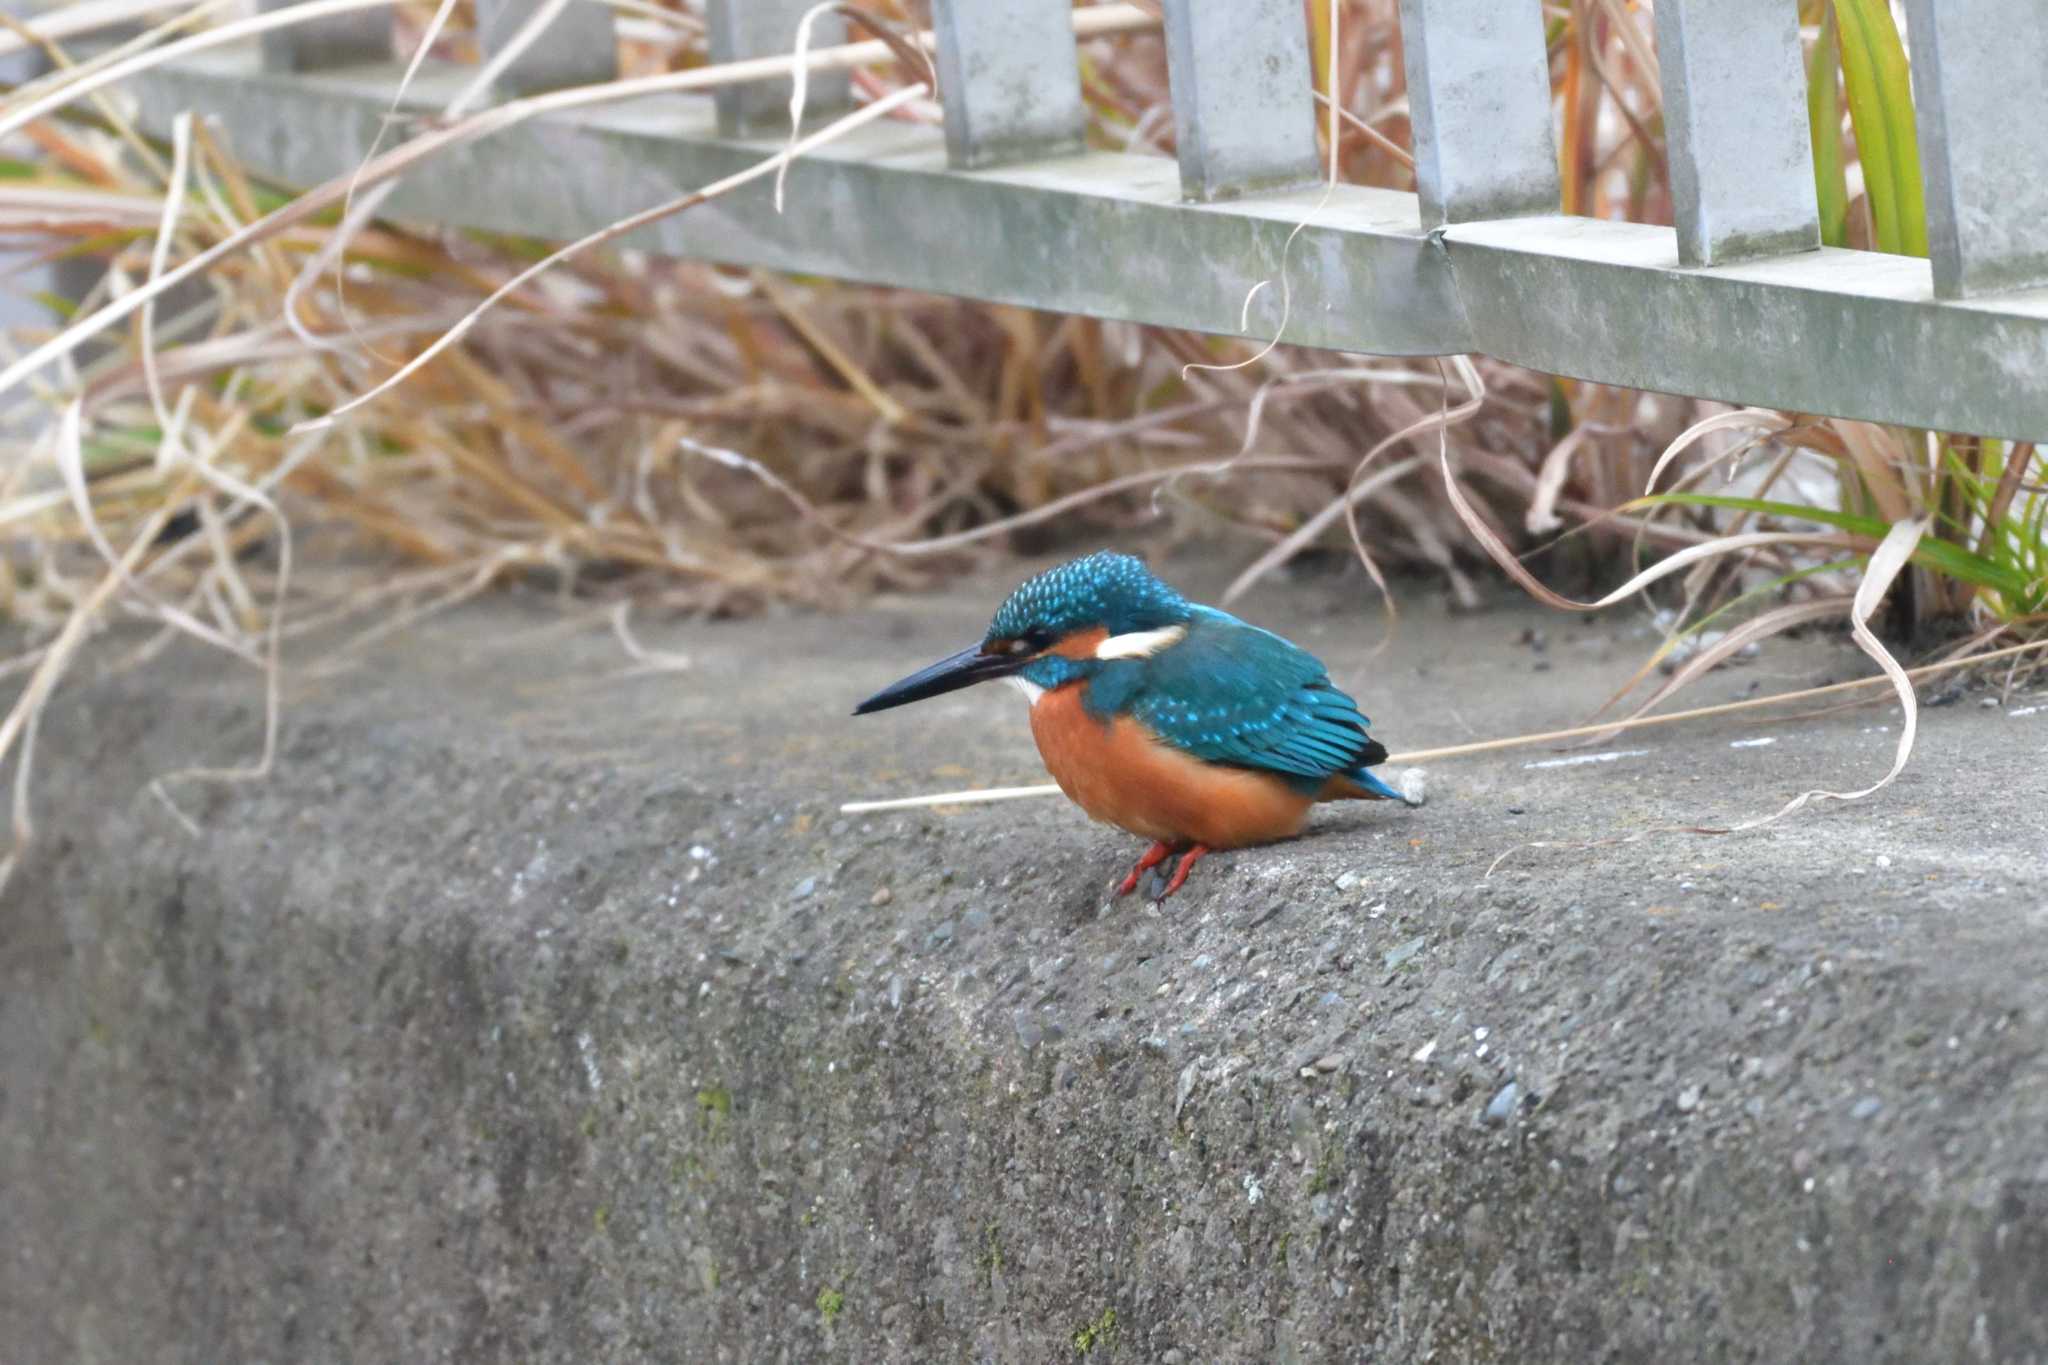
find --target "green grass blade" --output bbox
[1806,10,1850,248]
[1833,0,1926,256]
[1627,491,2031,600]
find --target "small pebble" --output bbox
[1384,936,1427,972]
[926,920,955,949]
[1484,1081,1521,1126]
[870,886,893,907]
[1677,1084,1703,1113]
[1851,1095,1883,1121]
[792,876,817,900]
[1397,768,1429,807]
[1875,855,1892,870]
[1335,871,1363,891]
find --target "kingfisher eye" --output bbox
[990,628,1057,656]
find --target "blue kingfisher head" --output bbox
[852,551,1192,714]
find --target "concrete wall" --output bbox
[6,581,2047,1361]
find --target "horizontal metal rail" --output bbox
[124,38,2048,443]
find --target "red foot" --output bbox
[1116,841,1173,897]
[1156,844,1212,900]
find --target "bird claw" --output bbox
[1115,840,1173,897]
[1156,844,1210,900]
[1118,843,1211,901]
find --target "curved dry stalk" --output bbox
[0,0,1155,147]
[1311,89,1414,169]
[140,110,197,464]
[0,464,202,896]
[0,6,1161,404]
[683,434,1342,557]
[1440,389,1935,828]
[1150,363,1450,516]
[1584,595,1852,744]
[0,0,193,58]
[1223,354,1485,605]
[1705,516,1927,830]
[55,398,249,660]
[290,81,931,432]
[777,5,939,210]
[1643,407,1794,493]
[608,600,691,675]
[282,0,464,359]
[1524,420,1594,535]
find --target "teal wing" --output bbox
[1090,606,1388,791]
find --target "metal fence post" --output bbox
[1397,0,1558,224]
[1159,0,1319,202]
[705,0,851,137]
[1654,0,1818,266]
[1903,0,2048,298]
[254,0,389,72]
[475,0,617,96]
[930,0,1085,169]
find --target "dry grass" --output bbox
[0,0,2043,882]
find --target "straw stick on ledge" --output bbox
[837,637,2048,813]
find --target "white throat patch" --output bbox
[1094,624,1187,660]
[1005,674,1047,706]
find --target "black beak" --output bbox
[852,644,1023,715]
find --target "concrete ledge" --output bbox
[6,564,2048,1361]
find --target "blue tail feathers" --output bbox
[1348,765,1403,801]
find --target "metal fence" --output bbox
[125,0,2048,441]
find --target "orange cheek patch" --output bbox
[1049,626,1110,660]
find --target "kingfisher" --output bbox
[853,551,1403,899]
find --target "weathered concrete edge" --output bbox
[4,616,2048,1363]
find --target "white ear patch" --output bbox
[1005,675,1047,706]
[1095,625,1187,660]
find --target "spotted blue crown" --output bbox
[985,552,1191,644]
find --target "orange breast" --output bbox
[1027,685,1316,849]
